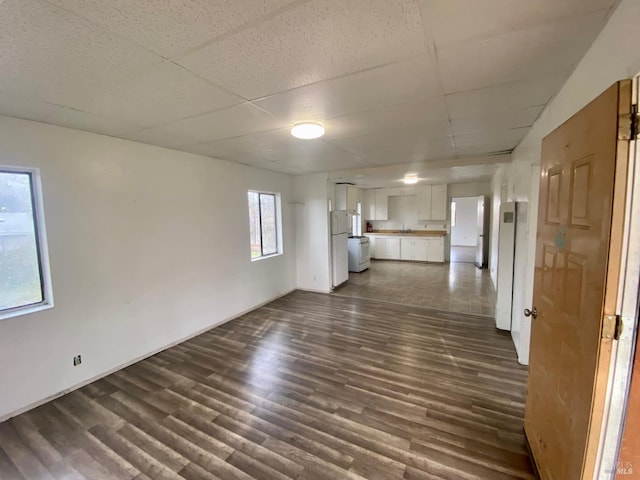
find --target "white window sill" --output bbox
[0,301,54,321]
[251,252,283,262]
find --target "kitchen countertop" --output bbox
[367,230,447,237]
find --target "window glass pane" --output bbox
[0,172,43,310]
[247,191,262,258]
[259,194,277,255]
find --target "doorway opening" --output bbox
[450,195,488,266]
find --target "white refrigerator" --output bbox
[495,202,516,330]
[331,211,349,287]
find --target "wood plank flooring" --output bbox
[0,291,534,479]
[334,261,496,316]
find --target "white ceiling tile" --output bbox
[120,128,197,151]
[437,10,610,94]
[0,0,163,107]
[421,0,616,48]
[46,0,301,58]
[176,0,428,99]
[0,91,64,122]
[323,97,450,141]
[365,149,457,167]
[451,106,544,136]
[214,153,289,171]
[445,72,571,118]
[157,103,287,143]
[198,128,304,158]
[71,62,244,127]
[45,108,142,137]
[254,56,440,121]
[331,128,455,164]
[257,141,365,172]
[453,127,530,153]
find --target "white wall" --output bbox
[490,0,640,365]
[0,116,297,420]
[451,196,478,247]
[449,182,492,198]
[293,173,331,293]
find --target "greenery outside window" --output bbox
[248,191,282,260]
[0,166,53,320]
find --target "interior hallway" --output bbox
[0,291,532,480]
[334,260,496,317]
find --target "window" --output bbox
[0,167,53,320]
[451,201,457,227]
[248,191,282,260]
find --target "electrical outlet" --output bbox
[73,355,82,366]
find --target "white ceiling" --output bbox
[0,0,617,179]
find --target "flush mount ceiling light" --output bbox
[291,122,325,139]
[403,174,419,185]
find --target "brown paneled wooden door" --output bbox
[525,81,633,480]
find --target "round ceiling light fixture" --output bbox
[291,122,325,139]
[403,174,419,185]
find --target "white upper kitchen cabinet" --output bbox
[374,189,388,220]
[364,189,376,220]
[387,186,416,197]
[430,184,447,220]
[335,184,358,212]
[364,188,388,220]
[417,184,447,221]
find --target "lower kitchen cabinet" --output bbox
[375,237,401,260]
[400,238,429,261]
[426,237,445,262]
[370,235,444,262]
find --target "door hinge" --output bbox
[619,105,638,140]
[602,314,623,340]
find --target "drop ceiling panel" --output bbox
[451,106,544,136]
[365,150,457,166]
[0,92,63,123]
[156,103,287,144]
[46,0,301,58]
[0,0,618,179]
[0,0,162,107]
[176,0,428,100]
[254,56,440,122]
[323,96,450,140]
[45,108,142,137]
[422,0,616,48]
[445,72,570,119]
[437,9,610,94]
[256,141,365,171]
[120,128,197,151]
[453,127,530,155]
[197,128,305,158]
[332,129,454,160]
[70,62,244,127]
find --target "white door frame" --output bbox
[595,74,640,479]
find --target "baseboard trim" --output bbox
[296,287,332,294]
[0,289,296,423]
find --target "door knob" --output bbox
[524,307,538,319]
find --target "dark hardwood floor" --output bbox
[0,291,534,479]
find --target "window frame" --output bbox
[248,190,283,261]
[0,165,54,321]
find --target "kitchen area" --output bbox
[330,180,495,315]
